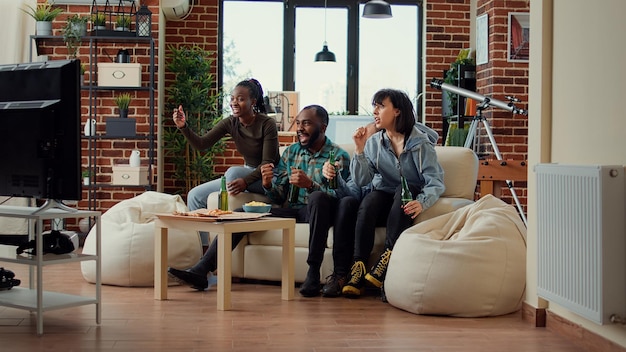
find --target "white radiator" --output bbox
[535,164,626,325]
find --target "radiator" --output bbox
[535,164,626,325]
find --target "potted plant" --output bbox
[22,0,64,36]
[115,93,132,118]
[62,15,88,59]
[82,169,91,186]
[91,13,106,31]
[442,49,475,146]
[115,15,131,32]
[163,45,225,192]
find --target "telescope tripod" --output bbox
[464,103,528,227]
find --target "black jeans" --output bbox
[353,184,421,264]
[306,191,360,276]
[189,206,308,275]
[189,193,360,276]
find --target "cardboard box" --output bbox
[112,165,150,185]
[105,117,136,137]
[97,63,142,87]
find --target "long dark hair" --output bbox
[372,89,415,135]
[236,78,266,114]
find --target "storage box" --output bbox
[112,165,150,185]
[97,63,142,87]
[106,117,136,137]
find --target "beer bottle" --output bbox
[218,176,229,211]
[328,149,337,189]
[401,175,413,205]
[288,167,300,204]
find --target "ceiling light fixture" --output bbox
[362,0,393,19]
[314,0,336,62]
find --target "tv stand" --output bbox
[32,199,78,215]
[0,205,101,335]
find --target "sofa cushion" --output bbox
[384,194,527,317]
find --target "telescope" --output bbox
[430,78,527,116]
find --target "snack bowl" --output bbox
[242,203,271,213]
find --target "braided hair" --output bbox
[236,78,266,114]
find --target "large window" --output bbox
[221,0,421,118]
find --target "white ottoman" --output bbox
[81,191,202,287]
[385,195,527,317]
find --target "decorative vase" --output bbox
[129,149,141,167]
[36,21,52,36]
[83,177,90,186]
[84,118,96,136]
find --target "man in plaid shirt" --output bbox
[169,105,358,297]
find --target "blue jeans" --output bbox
[187,166,264,245]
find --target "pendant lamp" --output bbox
[362,0,393,19]
[315,0,336,62]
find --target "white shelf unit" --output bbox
[0,205,101,335]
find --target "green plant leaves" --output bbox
[163,45,225,193]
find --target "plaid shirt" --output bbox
[263,137,350,208]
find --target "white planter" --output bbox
[83,177,90,186]
[36,21,52,36]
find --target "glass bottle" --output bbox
[218,176,228,211]
[328,149,337,189]
[288,167,300,204]
[401,175,413,205]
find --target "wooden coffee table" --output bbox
[153,214,295,310]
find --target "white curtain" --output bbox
[0,0,36,64]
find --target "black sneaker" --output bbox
[321,273,346,298]
[342,261,366,298]
[299,273,321,297]
[0,268,20,291]
[168,267,208,291]
[365,248,392,288]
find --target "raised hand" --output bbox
[172,105,186,128]
[260,163,274,188]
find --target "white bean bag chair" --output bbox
[385,194,527,317]
[81,191,202,287]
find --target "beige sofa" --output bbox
[207,144,479,283]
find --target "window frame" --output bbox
[218,0,423,115]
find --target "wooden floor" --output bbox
[0,260,589,352]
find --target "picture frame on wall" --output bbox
[476,13,489,65]
[507,12,530,62]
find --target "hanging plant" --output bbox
[162,45,225,194]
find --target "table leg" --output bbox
[281,225,295,300]
[217,231,232,310]
[154,226,168,300]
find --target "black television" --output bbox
[0,59,81,212]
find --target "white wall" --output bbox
[528,0,626,347]
[0,0,35,64]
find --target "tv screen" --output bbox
[0,59,81,204]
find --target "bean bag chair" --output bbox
[385,194,527,317]
[81,191,202,286]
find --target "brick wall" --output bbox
[37,0,529,218]
[425,0,529,213]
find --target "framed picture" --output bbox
[507,12,530,62]
[476,13,489,65]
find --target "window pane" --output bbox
[294,7,348,115]
[222,1,283,112]
[359,4,418,115]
